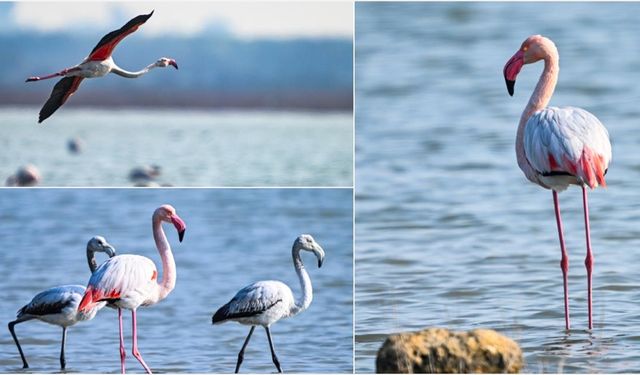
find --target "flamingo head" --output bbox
[156,57,179,70]
[155,204,186,242]
[294,234,325,268]
[503,35,558,96]
[87,235,116,257]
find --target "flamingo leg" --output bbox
[131,309,152,374]
[8,317,32,368]
[582,186,594,330]
[235,326,255,373]
[25,67,80,82]
[60,327,67,369]
[265,327,282,373]
[553,190,571,330]
[119,308,126,374]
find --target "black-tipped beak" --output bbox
[318,258,324,268]
[506,79,515,96]
[178,229,185,242]
[169,60,178,70]
[105,245,116,258]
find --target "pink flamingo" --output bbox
[78,205,186,374]
[504,35,612,330]
[26,11,178,123]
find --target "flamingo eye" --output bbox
[522,46,528,52]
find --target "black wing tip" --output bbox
[212,306,229,325]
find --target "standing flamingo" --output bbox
[212,234,325,373]
[504,35,612,330]
[8,236,116,369]
[78,205,186,374]
[26,11,178,123]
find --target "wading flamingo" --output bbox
[212,234,325,373]
[78,205,186,374]
[8,236,116,369]
[26,11,178,123]
[504,35,611,330]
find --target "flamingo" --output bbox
[5,164,41,187]
[8,236,116,369]
[78,204,186,374]
[503,35,612,330]
[26,11,178,123]
[212,234,325,373]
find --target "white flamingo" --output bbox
[8,236,116,369]
[504,35,612,330]
[212,234,325,373]
[26,11,178,123]
[78,205,186,374]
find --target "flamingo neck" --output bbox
[290,246,313,317]
[86,247,99,273]
[110,62,157,78]
[515,44,559,184]
[152,215,176,301]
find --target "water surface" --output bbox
[0,108,352,187]
[356,3,640,373]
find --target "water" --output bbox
[0,108,352,187]
[355,3,640,373]
[0,188,353,373]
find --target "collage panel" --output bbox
[0,188,353,373]
[355,2,640,373]
[1,2,353,187]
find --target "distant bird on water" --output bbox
[504,35,611,330]
[5,164,41,187]
[212,234,325,373]
[26,11,178,123]
[129,165,162,183]
[8,236,116,369]
[78,205,186,374]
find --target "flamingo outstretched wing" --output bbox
[38,76,84,123]
[524,106,612,188]
[87,11,154,61]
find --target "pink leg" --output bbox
[582,186,594,330]
[553,190,570,330]
[131,309,152,374]
[25,67,80,82]
[119,308,126,374]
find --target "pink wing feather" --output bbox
[524,106,611,188]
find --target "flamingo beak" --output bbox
[170,215,186,242]
[169,60,178,70]
[104,244,116,258]
[503,50,524,96]
[313,244,325,268]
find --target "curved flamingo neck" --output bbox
[516,40,559,184]
[152,214,176,301]
[289,246,313,317]
[110,62,157,78]
[87,247,99,273]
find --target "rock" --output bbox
[376,327,523,373]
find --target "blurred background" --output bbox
[0,2,353,187]
[0,188,353,373]
[355,2,640,373]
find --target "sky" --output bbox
[0,2,353,39]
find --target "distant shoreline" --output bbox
[0,89,353,112]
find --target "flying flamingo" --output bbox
[26,11,178,123]
[504,35,612,330]
[8,236,116,369]
[212,234,325,373]
[78,205,186,374]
